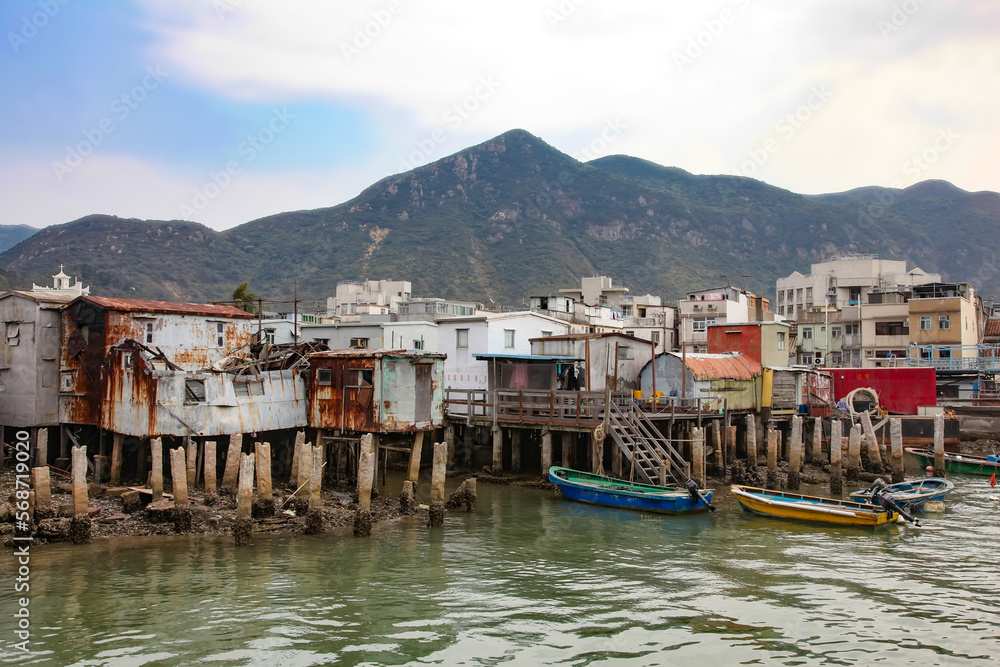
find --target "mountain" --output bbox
[1,129,997,306]
[0,225,37,253]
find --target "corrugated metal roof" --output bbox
[77,295,254,319]
[678,352,762,381]
[986,318,1000,338]
[1,290,77,305]
[474,353,582,362]
[309,348,446,360]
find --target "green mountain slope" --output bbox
[0,130,996,306]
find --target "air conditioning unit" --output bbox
[707,304,716,311]
[693,304,702,310]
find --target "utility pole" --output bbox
[293,279,299,346]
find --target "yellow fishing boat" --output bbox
[731,485,912,527]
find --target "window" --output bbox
[875,321,908,336]
[413,339,423,350]
[317,368,332,385]
[234,378,264,397]
[939,348,952,359]
[691,317,715,332]
[651,331,661,344]
[4,322,19,346]
[831,327,841,339]
[938,315,950,330]
[920,348,932,359]
[504,329,515,348]
[145,322,153,344]
[801,353,813,365]
[801,327,813,340]
[264,328,276,344]
[456,329,469,348]
[618,346,632,360]
[778,291,785,303]
[844,323,859,335]
[777,332,786,350]
[185,378,206,403]
[778,305,785,315]
[541,330,553,337]
[805,287,813,301]
[60,370,77,392]
[216,322,224,347]
[350,337,369,349]
[920,316,932,330]
[830,353,842,365]
[796,288,803,301]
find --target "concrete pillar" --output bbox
[766,428,779,488]
[32,467,52,514]
[890,418,904,483]
[538,430,551,478]
[561,432,572,468]
[746,414,757,467]
[407,431,424,482]
[290,430,305,485]
[36,427,48,468]
[429,441,447,528]
[711,420,723,469]
[492,427,503,472]
[788,417,803,491]
[811,417,823,464]
[236,452,255,517]
[221,433,242,494]
[310,445,323,508]
[860,412,883,469]
[150,437,163,502]
[255,442,272,502]
[357,433,375,511]
[169,447,189,507]
[72,445,89,516]
[445,424,455,466]
[298,439,313,499]
[934,413,945,474]
[726,425,737,465]
[511,430,522,473]
[110,433,123,486]
[830,419,843,495]
[692,426,705,488]
[186,437,197,488]
[847,424,862,480]
[204,440,217,496]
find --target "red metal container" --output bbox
[821,367,937,415]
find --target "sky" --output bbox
[1,0,998,232]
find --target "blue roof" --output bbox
[473,353,582,362]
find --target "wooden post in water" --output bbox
[561,432,572,468]
[233,452,255,546]
[787,416,802,490]
[829,419,843,494]
[491,427,503,473]
[221,433,242,494]
[711,420,723,470]
[890,418,904,483]
[354,433,375,537]
[290,430,305,486]
[746,414,757,468]
[429,441,447,527]
[445,424,455,466]
[186,437,197,488]
[811,417,823,463]
[169,447,189,506]
[36,428,48,467]
[204,441,217,497]
[846,424,862,480]
[32,466,52,517]
[541,429,553,479]
[766,428,779,488]
[109,433,123,486]
[407,431,424,483]
[692,427,705,488]
[726,425,737,465]
[933,413,945,474]
[510,429,522,473]
[310,445,323,508]
[860,412,883,470]
[150,437,163,502]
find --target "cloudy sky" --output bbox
[2,0,997,232]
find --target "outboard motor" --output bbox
[870,479,919,526]
[686,479,716,512]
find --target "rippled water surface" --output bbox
[3,476,1000,666]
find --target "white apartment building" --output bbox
[678,286,770,354]
[775,254,940,319]
[328,279,412,320]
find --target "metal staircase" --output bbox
[605,399,691,487]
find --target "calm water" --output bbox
[3,475,1000,666]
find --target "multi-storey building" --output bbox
[328,279,412,320]
[678,286,771,354]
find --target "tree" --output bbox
[232,282,258,313]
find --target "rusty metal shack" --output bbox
[639,352,763,412]
[529,332,657,392]
[307,349,445,433]
[60,296,255,428]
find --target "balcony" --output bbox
[842,333,862,347]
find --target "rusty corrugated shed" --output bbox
[77,295,253,319]
[309,349,445,360]
[683,353,761,381]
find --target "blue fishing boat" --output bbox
[848,477,955,509]
[548,467,714,514]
